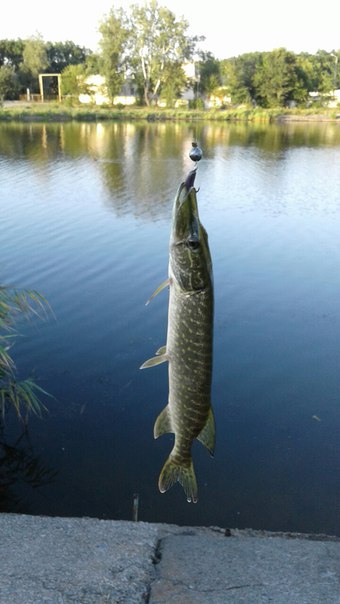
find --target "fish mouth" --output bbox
[172,171,199,244]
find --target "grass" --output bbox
[0,102,339,123]
[0,286,51,422]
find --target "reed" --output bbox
[0,286,51,421]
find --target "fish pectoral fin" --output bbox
[156,345,167,356]
[196,408,215,456]
[145,279,170,306]
[154,404,172,438]
[140,354,168,369]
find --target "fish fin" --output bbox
[156,345,167,356]
[158,456,198,503]
[140,354,168,369]
[196,408,215,456]
[145,279,170,306]
[154,404,172,438]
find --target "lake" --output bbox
[1,120,340,535]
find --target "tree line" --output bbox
[0,1,339,108]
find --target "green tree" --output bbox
[99,1,197,105]
[21,34,48,92]
[128,0,194,105]
[220,53,260,104]
[159,61,187,106]
[45,41,91,73]
[309,50,339,94]
[254,48,300,107]
[99,8,130,101]
[198,54,221,96]
[61,63,89,97]
[0,65,18,102]
[0,39,24,70]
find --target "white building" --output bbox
[79,75,137,106]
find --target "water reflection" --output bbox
[0,425,57,512]
[1,120,340,161]
[1,120,340,533]
[1,120,340,223]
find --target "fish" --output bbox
[141,168,215,503]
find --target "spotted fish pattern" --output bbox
[141,171,215,503]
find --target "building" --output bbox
[79,75,137,106]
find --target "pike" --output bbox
[140,166,215,503]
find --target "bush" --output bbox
[188,97,205,110]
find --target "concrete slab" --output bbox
[0,514,159,604]
[150,533,340,604]
[0,514,339,604]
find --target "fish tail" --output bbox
[158,455,198,503]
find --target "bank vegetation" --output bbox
[0,1,339,118]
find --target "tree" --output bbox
[128,0,195,105]
[0,39,24,70]
[98,1,198,105]
[254,48,300,107]
[21,35,48,92]
[198,54,221,96]
[60,64,88,97]
[0,65,18,102]
[309,50,339,94]
[22,35,48,77]
[220,53,261,105]
[45,41,91,73]
[99,8,130,101]
[159,61,187,106]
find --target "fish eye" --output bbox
[187,239,200,251]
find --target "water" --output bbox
[1,120,340,534]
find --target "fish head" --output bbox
[170,180,212,292]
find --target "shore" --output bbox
[1,101,340,123]
[1,513,339,603]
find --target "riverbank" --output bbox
[1,101,340,123]
[1,514,339,603]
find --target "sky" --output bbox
[2,0,340,59]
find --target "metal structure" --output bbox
[38,73,62,102]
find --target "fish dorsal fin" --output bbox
[196,407,215,456]
[145,279,170,306]
[154,404,172,438]
[140,354,168,369]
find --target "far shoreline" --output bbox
[1,101,340,123]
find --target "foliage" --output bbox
[61,64,89,97]
[0,285,50,421]
[45,41,91,73]
[98,0,198,105]
[22,35,48,77]
[0,28,339,107]
[0,65,18,102]
[159,62,187,107]
[0,39,25,70]
[253,48,300,107]
[0,37,93,99]
[220,53,261,104]
[198,54,221,95]
[220,48,340,107]
[129,0,194,105]
[99,8,130,101]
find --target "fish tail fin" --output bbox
[158,455,198,503]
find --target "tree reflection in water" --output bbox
[0,424,57,512]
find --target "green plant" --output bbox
[0,285,51,421]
